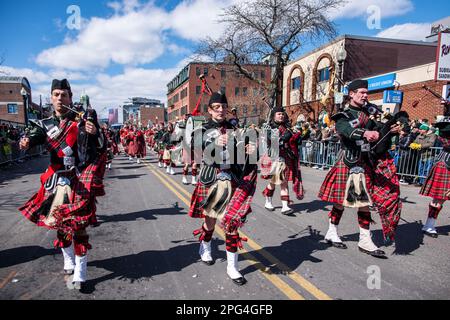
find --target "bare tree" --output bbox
[197,0,344,119]
[0,54,6,74]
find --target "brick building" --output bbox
[282,35,438,123]
[166,62,271,126]
[0,76,40,125]
[122,97,166,127]
[140,105,166,128]
[364,62,449,121]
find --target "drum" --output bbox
[185,116,207,148]
[170,145,183,166]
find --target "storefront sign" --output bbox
[436,32,450,81]
[366,73,396,91]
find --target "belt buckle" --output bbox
[57,176,71,186]
[217,171,232,181]
[47,126,61,139]
[63,156,75,166]
[361,144,370,152]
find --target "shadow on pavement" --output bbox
[241,225,330,277]
[0,245,59,268]
[0,156,48,185]
[96,203,186,224]
[110,166,146,170]
[290,200,331,215]
[106,174,147,180]
[339,220,450,256]
[84,241,225,294]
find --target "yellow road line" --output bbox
[144,162,332,300]
[0,271,17,290]
[144,161,332,300]
[143,160,304,300]
[143,162,305,300]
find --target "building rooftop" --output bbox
[0,76,31,89]
[287,34,437,66]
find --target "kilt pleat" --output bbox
[420,161,450,200]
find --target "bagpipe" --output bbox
[412,85,450,108]
[362,101,410,158]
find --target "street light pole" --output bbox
[336,44,347,113]
[20,87,29,126]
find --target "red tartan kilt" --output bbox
[188,176,238,218]
[259,153,298,181]
[128,141,135,156]
[318,159,373,205]
[420,161,450,200]
[133,141,146,156]
[182,147,196,164]
[188,182,210,218]
[283,155,297,182]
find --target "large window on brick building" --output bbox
[196,86,201,95]
[180,88,187,99]
[203,104,208,113]
[220,87,226,94]
[7,104,18,114]
[318,67,330,83]
[291,77,301,90]
[243,87,248,96]
[181,106,187,116]
[204,67,209,75]
[196,67,201,76]
[221,68,226,78]
[235,87,240,96]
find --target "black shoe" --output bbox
[423,230,438,238]
[201,259,215,266]
[230,276,247,286]
[281,208,294,215]
[73,281,88,293]
[358,247,386,258]
[326,240,347,249]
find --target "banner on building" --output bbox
[366,73,396,91]
[443,84,450,103]
[383,90,403,104]
[108,108,119,124]
[435,32,450,81]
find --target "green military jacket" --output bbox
[331,105,378,167]
[27,111,77,149]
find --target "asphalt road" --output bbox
[0,150,449,300]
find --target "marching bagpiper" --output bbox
[19,79,107,291]
[318,79,402,258]
[260,107,304,215]
[188,92,258,285]
[102,123,115,170]
[178,114,200,185]
[419,117,450,237]
[161,122,177,175]
[133,126,146,164]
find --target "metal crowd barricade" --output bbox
[298,140,443,183]
[394,146,442,184]
[299,140,341,169]
[0,142,46,166]
[0,120,46,166]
